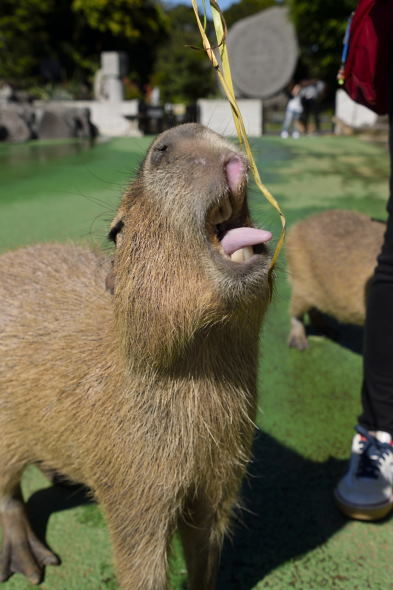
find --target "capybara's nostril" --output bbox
[225,155,246,194]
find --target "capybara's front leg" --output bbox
[288,316,308,350]
[0,476,59,584]
[288,288,310,349]
[100,494,174,590]
[179,496,224,590]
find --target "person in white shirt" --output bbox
[281,84,303,139]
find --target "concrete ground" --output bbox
[0,133,391,589]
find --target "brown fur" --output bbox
[0,123,272,589]
[286,209,385,349]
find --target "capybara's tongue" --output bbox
[221,227,272,256]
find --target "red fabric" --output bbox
[344,0,393,114]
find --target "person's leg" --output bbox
[335,213,393,520]
[312,100,321,133]
[292,112,302,138]
[358,197,393,434]
[281,108,294,137]
[301,98,311,133]
[335,48,393,521]
[358,56,393,429]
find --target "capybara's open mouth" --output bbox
[208,209,272,265]
[207,154,272,266]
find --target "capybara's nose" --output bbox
[224,154,247,194]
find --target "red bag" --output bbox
[344,0,393,115]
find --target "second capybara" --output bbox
[286,209,385,350]
[0,123,273,589]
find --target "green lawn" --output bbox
[0,133,391,590]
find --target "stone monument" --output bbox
[96,52,129,102]
[197,7,298,136]
[226,7,298,98]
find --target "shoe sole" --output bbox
[334,489,393,521]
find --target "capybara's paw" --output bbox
[287,317,308,350]
[288,332,309,350]
[0,528,59,584]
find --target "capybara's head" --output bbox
[108,123,272,366]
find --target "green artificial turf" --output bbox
[0,133,392,590]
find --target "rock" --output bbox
[38,107,96,139]
[0,107,31,142]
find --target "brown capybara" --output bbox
[0,123,273,590]
[286,209,385,350]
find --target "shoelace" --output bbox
[355,425,393,479]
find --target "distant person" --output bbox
[299,79,326,134]
[281,84,302,139]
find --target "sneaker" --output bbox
[335,425,393,520]
[292,131,300,139]
[280,130,289,139]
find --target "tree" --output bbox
[223,0,355,96]
[72,0,169,86]
[152,4,216,104]
[224,0,282,28]
[0,0,169,93]
[287,0,354,91]
[0,0,55,83]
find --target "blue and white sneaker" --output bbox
[335,425,393,520]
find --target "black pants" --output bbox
[301,98,321,134]
[358,93,393,434]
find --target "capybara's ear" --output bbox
[106,217,124,294]
[108,218,124,246]
[105,259,115,295]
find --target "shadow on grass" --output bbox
[26,481,92,557]
[218,430,348,590]
[306,308,364,355]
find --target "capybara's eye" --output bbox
[151,143,170,166]
[154,143,168,153]
[108,219,124,244]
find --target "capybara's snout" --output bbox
[224,153,248,197]
[111,124,272,301]
[144,123,249,219]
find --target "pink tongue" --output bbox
[221,227,272,256]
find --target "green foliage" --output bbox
[72,0,168,42]
[222,0,355,96]
[153,5,216,104]
[0,0,54,83]
[223,0,281,28]
[0,0,168,93]
[0,0,355,103]
[287,0,355,89]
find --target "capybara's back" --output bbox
[0,244,114,483]
[286,209,385,349]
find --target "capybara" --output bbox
[0,123,273,589]
[286,209,385,350]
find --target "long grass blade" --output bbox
[190,0,286,289]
